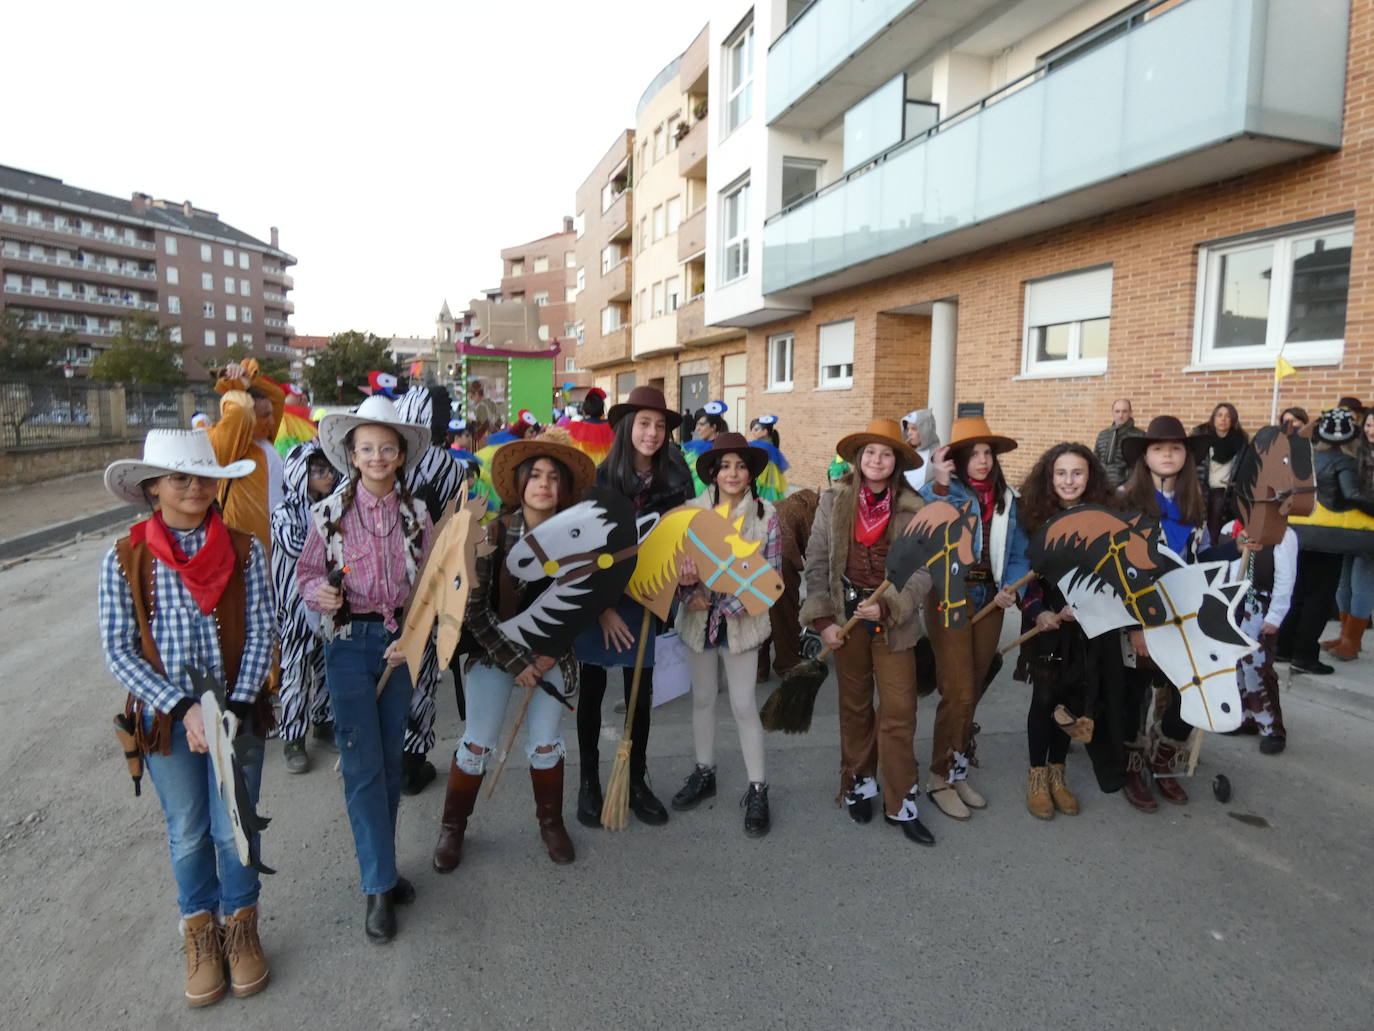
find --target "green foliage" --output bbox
[0,310,69,375]
[89,312,186,386]
[223,341,292,384]
[302,331,398,403]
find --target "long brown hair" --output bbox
[505,454,574,515]
[1120,445,1206,526]
[950,444,1009,515]
[1017,443,1113,535]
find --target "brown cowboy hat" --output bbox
[946,415,1017,456]
[835,418,922,470]
[491,427,596,507]
[608,386,684,430]
[1120,415,1209,466]
[695,432,768,485]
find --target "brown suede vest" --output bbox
[114,528,262,755]
[845,531,891,590]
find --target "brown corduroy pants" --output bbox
[924,594,1005,779]
[834,629,918,817]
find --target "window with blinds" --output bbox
[818,319,855,389]
[1021,265,1112,376]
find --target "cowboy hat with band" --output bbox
[608,386,684,431]
[1120,414,1209,466]
[945,415,1017,456]
[835,418,923,471]
[490,428,597,507]
[105,429,256,505]
[695,432,768,485]
[317,394,431,476]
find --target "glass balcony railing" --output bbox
[762,0,1347,296]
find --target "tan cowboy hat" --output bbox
[695,431,768,485]
[946,415,1017,456]
[608,385,683,430]
[491,427,596,507]
[835,418,922,470]
[104,429,256,505]
[318,395,431,476]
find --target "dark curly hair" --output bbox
[1017,442,1114,535]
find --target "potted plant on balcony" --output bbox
[693,99,708,120]
[674,122,692,143]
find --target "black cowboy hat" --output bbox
[695,432,768,485]
[608,386,684,431]
[1120,415,1209,466]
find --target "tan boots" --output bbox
[182,911,226,1008]
[1046,764,1080,815]
[1027,765,1080,819]
[222,906,269,998]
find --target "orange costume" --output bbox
[208,359,285,554]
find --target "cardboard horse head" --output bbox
[627,504,784,621]
[501,485,655,657]
[892,499,979,629]
[1230,425,1316,547]
[1028,506,1183,637]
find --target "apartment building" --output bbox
[702,0,1360,484]
[0,165,296,380]
[498,220,591,404]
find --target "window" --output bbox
[169,327,182,344]
[204,329,216,347]
[574,321,585,347]
[818,320,854,389]
[639,216,649,252]
[200,244,211,262]
[574,213,585,239]
[653,126,665,161]
[724,19,754,133]
[226,304,238,321]
[601,306,621,335]
[667,114,681,151]
[224,276,236,294]
[168,296,181,315]
[201,272,213,290]
[238,252,249,270]
[242,333,253,345]
[227,332,239,348]
[768,332,795,390]
[637,289,648,322]
[653,205,665,241]
[565,285,577,303]
[666,196,682,235]
[1022,266,1113,377]
[241,307,252,323]
[533,256,549,273]
[782,158,823,210]
[616,371,636,399]
[565,250,576,268]
[203,302,215,318]
[223,248,234,266]
[1194,219,1352,368]
[538,324,550,341]
[564,356,577,373]
[510,260,524,277]
[601,245,619,274]
[652,282,665,317]
[166,266,179,285]
[240,279,250,296]
[533,291,549,307]
[576,267,586,293]
[164,237,177,256]
[721,179,750,284]
[665,276,681,313]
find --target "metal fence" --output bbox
[0,377,112,448]
[125,385,187,433]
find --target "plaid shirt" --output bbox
[98,524,275,715]
[466,512,534,676]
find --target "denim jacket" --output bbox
[918,478,1031,594]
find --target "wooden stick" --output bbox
[375,664,395,697]
[818,580,892,660]
[998,625,1044,657]
[484,684,536,799]
[1185,726,1204,778]
[970,571,1035,626]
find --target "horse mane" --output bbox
[1042,509,1130,552]
[626,508,696,604]
[1233,426,1282,503]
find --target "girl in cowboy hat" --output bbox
[746,415,789,502]
[1118,415,1243,811]
[918,414,1030,820]
[669,433,782,836]
[575,386,693,828]
[296,395,432,943]
[801,418,936,845]
[432,428,597,871]
[98,429,275,1007]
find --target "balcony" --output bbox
[762,0,1348,297]
[603,188,632,243]
[679,24,708,96]
[603,259,632,303]
[677,207,706,262]
[578,325,632,369]
[0,211,155,252]
[677,295,743,347]
[677,118,707,180]
[264,317,288,329]
[0,244,157,282]
[262,291,295,313]
[263,266,294,289]
[3,283,157,311]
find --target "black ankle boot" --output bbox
[576,773,603,829]
[628,778,669,825]
[671,764,717,811]
[365,892,396,942]
[741,782,770,837]
[401,752,437,796]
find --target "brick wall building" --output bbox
[498,221,590,405]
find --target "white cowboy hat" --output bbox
[104,429,256,505]
[318,394,430,475]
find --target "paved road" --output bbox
[4,535,1372,1030]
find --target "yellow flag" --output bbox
[1275,355,1297,381]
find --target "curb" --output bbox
[1284,668,1374,719]
[0,505,141,562]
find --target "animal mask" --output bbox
[1230,426,1316,547]
[891,500,978,628]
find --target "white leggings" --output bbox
[689,646,765,783]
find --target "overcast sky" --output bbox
[3,1,710,339]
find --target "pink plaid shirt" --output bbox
[298,487,430,632]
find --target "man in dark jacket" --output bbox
[1094,399,1144,487]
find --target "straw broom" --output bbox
[601,608,654,830]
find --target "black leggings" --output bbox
[1027,675,1072,767]
[1277,549,1344,664]
[576,663,654,781]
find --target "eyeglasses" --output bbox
[353,445,400,460]
[162,473,218,489]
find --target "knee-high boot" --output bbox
[531,759,575,864]
[433,760,483,873]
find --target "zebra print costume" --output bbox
[270,439,333,741]
[395,386,467,755]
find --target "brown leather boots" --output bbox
[531,760,575,864]
[433,757,577,870]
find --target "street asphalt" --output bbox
[2,534,1371,1030]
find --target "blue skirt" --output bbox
[574,597,658,668]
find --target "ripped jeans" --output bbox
[456,662,568,774]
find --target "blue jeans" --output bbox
[324,622,412,896]
[1336,554,1374,619]
[457,663,567,774]
[144,716,264,917]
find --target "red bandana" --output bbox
[968,475,996,525]
[854,485,892,547]
[130,508,236,614]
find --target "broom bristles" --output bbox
[600,739,633,830]
[759,662,827,734]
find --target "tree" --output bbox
[302,330,398,404]
[223,342,292,384]
[0,310,70,375]
[89,312,186,386]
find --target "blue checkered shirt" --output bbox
[98,524,275,714]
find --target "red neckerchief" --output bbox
[130,508,236,614]
[854,484,892,547]
[968,475,996,525]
